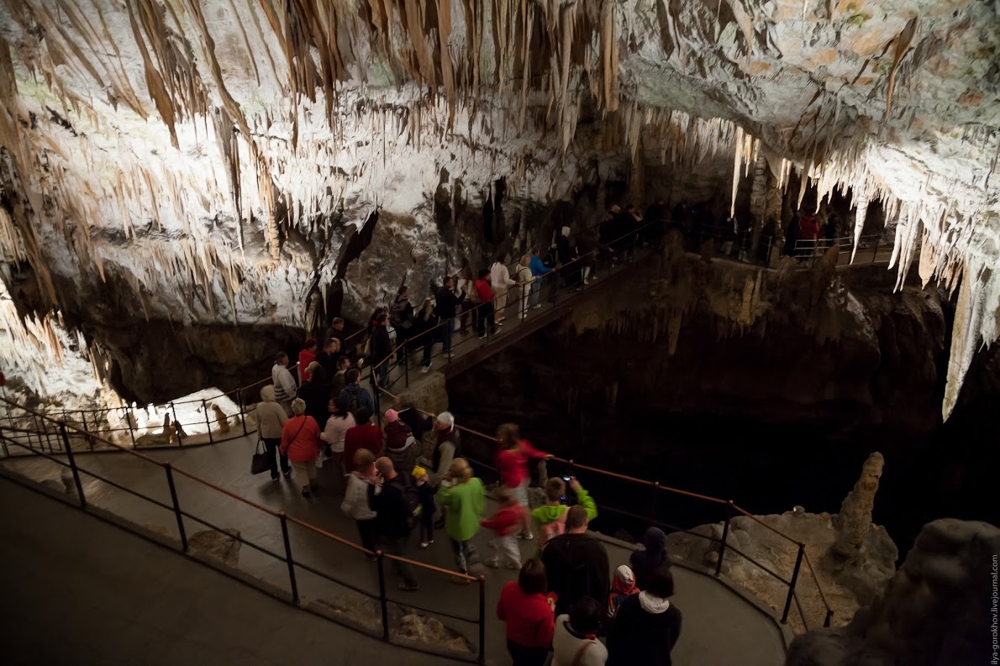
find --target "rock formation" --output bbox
[833,452,884,555]
[785,518,1000,666]
[663,452,898,632]
[0,0,995,419]
[833,451,885,557]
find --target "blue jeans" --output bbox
[530,280,541,307]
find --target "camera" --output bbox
[562,476,571,483]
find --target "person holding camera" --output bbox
[531,476,597,548]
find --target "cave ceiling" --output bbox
[0,0,998,418]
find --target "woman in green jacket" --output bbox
[437,458,486,578]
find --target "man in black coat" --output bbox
[542,505,610,619]
[368,457,419,590]
[434,276,465,357]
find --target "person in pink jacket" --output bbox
[279,398,322,497]
[496,423,552,540]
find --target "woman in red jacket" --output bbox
[497,558,557,666]
[279,398,322,497]
[496,423,551,540]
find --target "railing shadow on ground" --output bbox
[0,401,487,665]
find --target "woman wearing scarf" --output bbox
[606,565,638,621]
[606,566,682,665]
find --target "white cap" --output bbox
[436,411,455,428]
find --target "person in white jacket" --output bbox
[491,253,517,324]
[255,385,290,480]
[341,448,379,557]
[516,253,534,320]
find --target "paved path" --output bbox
[0,478,449,666]
[1,439,787,666]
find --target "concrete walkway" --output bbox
[0,478,448,666]
[1,436,787,666]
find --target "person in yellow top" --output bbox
[436,458,486,578]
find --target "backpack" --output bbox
[540,510,568,546]
[542,247,556,268]
[345,386,363,415]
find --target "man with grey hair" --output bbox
[368,457,420,591]
[271,352,297,416]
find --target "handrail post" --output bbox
[824,608,833,628]
[80,410,93,451]
[170,402,183,445]
[126,408,137,448]
[59,423,86,509]
[238,390,248,437]
[478,575,487,664]
[649,481,659,528]
[164,463,188,552]
[279,512,299,603]
[716,500,734,577]
[376,550,390,642]
[404,351,409,387]
[202,399,213,444]
[872,236,880,264]
[781,543,806,624]
[370,363,381,416]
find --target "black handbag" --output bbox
[250,439,270,475]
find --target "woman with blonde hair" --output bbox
[279,398,322,497]
[437,457,486,578]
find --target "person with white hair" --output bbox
[279,398,322,497]
[426,411,462,487]
[490,252,517,324]
[255,385,290,480]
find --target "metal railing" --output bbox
[374,384,835,632]
[367,219,664,406]
[0,395,487,664]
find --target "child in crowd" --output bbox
[607,565,639,621]
[481,489,526,569]
[531,476,597,548]
[412,465,437,548]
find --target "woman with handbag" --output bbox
[255,386,290,480]
[279,398,322,497]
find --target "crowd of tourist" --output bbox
[249,206,686,663]
[256,356,682,663]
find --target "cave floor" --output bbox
[1,438,788,666]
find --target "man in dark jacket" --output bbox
[370,313,392,387]
[368,457,419,591]
[542,505,610,618]
[339,368,374,416]
[434,276,465,357]
[315,337,341,374]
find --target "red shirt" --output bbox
[496,439,548,489]
[497,581,556,648]
[298,349,316,381]
[481,504,526,537]
[343,424,383,473]
[279,415,321,463]
[475,278,494,305]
